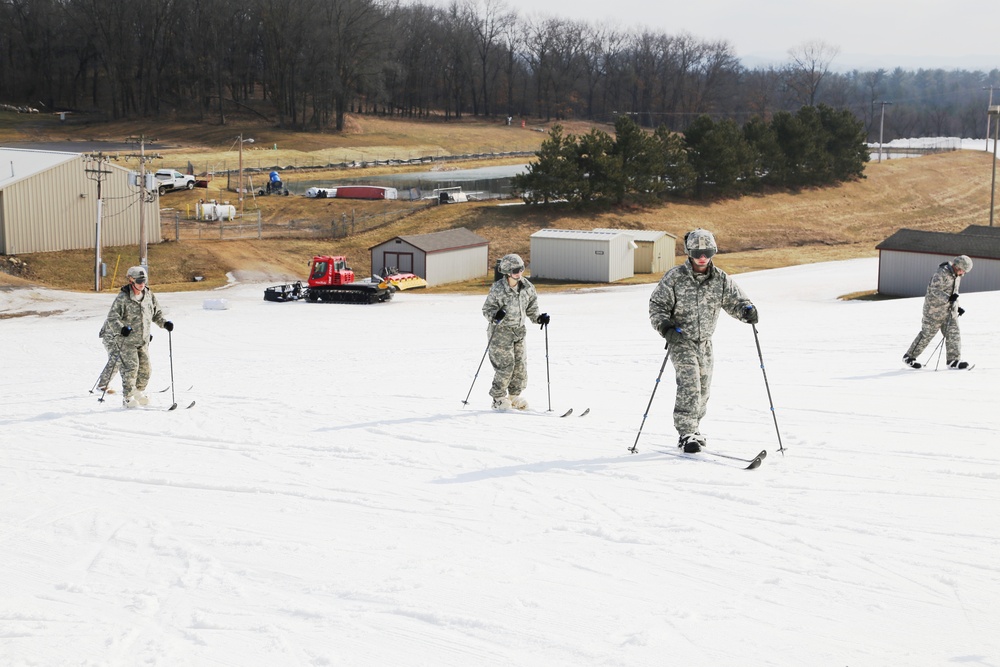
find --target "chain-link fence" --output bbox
[160,200,434,242]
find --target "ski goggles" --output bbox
[690,249,716,260]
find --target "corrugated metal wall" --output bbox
[530,233,635,282]
[426,246,488,286]
[1,160,160,254]
[650,236,675,274]
[878,250,1000,296]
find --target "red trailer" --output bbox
[335,185,398,200]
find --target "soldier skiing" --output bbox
[99,266,174,408]
[481,253,550,411]
[648,229,758,453]
[902,255,973,370]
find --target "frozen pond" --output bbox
[286,163,530,200]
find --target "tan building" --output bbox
[593,228,676,274]
[0,148,160,255]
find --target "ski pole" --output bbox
[543,322,552,412]
[628,341,671,454]
[461,322,500,407]
[167,329,178,411]
[98,339,126,403]
[923,335,944,369]
[751,324,785,456]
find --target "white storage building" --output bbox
[0,147,160,255]
[593,228,676,274]
[528,229,635,283]
[370,227,489,287]
[875,226,1000,297]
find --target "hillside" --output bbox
[1,113,995,292]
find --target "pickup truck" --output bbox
[154,169,196,195]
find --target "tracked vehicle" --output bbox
[264,256,392,304]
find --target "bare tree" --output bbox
[786,39,840,106]
[463,0,516,117]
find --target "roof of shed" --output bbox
[876,228,1000,259]
[377,227,488,253]
[960,225,1000,237]
[0,147,80,189]
[531,229,626,241]
[592,228,676,242]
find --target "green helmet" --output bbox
[498,253,525,275]
[684,229,717,258]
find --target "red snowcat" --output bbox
[264,256,392,304]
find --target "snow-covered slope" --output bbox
[2,257,997,665]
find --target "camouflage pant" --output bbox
[906,314,961,364]
[98,336,121,389]
[488,325,527,399]
[669,338,714,436]
[118,342,153,395]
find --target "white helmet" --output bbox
[126,266,148,283]
[952,255,973,273]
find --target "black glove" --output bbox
[948,293,959,303]
[741,304,758,324]
[120,326,132,337]
[958,307,965,317]
[493,307,506,323]
[164,321,174,331]
[537,313,550,328]
[658,321,683,345]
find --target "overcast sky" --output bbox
[420,0,1000,71]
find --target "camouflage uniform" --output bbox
[96,324,121,390]
[482,274,542,403]
[649,260,754,437]
[101,284,167,397]
[904,261,964,364]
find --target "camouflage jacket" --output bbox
[482,277,541,330]
[922,262,960,322]
[648,260,752,341]
[100,285,166,346]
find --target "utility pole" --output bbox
[985,86,997,151]
[84,153,113,292]
[989,106,1000,226]
[875,101,893,163]
[236,133,254,219]
[125,135,161,269]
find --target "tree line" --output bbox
[514,107,868,205]
[0,0,996,141]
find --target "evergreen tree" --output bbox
[742,116,780,191]
[610,115,658,204]
[574,128,617,204]
[650,125,695,197]
[817,104,869,181]
[514,125,582,203]
[683,115,755,198]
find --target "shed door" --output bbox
[384,251,415,273]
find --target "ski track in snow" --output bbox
[2,257,999,665]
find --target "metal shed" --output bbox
[528,229,635,282]
[875,228,1000,297]
[0,148,160,255]
[593,228,676,274]
[370,227,489,287]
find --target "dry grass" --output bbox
[2,112,995,293]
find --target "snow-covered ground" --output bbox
[2,258,998,666]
